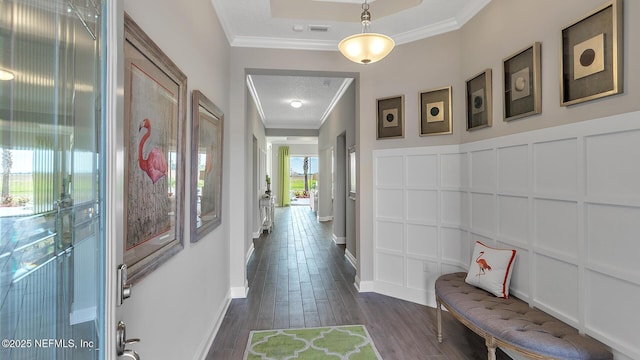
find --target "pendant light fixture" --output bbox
[338,0,395,65]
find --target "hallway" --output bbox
[206,206,508,359]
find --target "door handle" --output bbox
[117,264,132,306]
[116,321,140,357]
[120,349,141,360]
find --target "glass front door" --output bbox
[0,0,105,359]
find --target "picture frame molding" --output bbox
[123,12,187,284]
[419,86,453,136]
[503,42,542,121]
[190,90,224,243]
[559,0,623,106]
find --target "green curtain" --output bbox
[278,146,290,207]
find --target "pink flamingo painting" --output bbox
[138,118,168,184]
[476,251,492,276]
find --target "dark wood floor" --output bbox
[206,206,509,360]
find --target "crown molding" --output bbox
[232,36,338,51]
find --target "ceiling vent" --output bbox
[308,25,330,32]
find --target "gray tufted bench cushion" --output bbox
[435,272,612,360]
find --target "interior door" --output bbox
[0,0,106,359]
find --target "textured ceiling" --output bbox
[247,74,353,129]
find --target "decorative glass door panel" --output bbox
[0,0,104,359]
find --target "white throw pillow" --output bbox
[465,241,517,298]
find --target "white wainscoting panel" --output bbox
[586,203,640,277]
[376,220,404,252]
[470,149,496,191]
[497,144,529,193]
[533,199,578,260]
[441,153,465,188]
[533,138,579,197]
[497,195,528,247]
[441,190,463,226]
[585,130,640,202]
[406,190,438,223]
[406,224,437,258]
[376,155,404,186]
[376,189,404,219]
[407,154,438,188]
[585,270,640,359]
[373,112,640,360]
[470,192,495,235]
[376,252,404,285]
[441,227,466,267]
[533,253,579,324]
[503,242,529,299]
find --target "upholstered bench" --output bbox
[435,272,612,360]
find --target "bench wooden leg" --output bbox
[486,336,497,360]
[436,298,443,343]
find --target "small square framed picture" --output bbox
[419,86,452,136]
[503,43,541,121]
[376,95,404,139]
[560,0,623,106]
[466,69,492,131]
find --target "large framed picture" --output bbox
[348,145,356,200]
[124,13,187,283]
[466,69,492,131]
[503,43,542,121]
[377,95,404,139]
[419,86,452,136]
[191,90,224,242]
[560,0,623,106]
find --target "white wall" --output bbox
[119,0,231,359]
[373,112,640,360]
[359,0,640,290]
[319,82,356,255]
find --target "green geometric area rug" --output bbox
[244,325,383,360]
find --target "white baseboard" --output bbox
[196,293,231,360]
[354,275,374,292]
[317,216,333,222]
[373,281,433,307]
[344,249,357,270]
[245,243,255,265]
[332,234,346,245]
[230,285,249,298]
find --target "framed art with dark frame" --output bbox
[560,0,623,106]
[503,42,542,121]
[419,86,452,136]
[466,69,492,131]
[191,90,224,243]
[348,145,356,200]
[124,13,187,284]
[376,95,404,139]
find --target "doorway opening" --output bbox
[289,156,318,206]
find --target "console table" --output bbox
[259,196,274,233]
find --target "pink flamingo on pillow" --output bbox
[476,251,492,276]
[138,118,168,184]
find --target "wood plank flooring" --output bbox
[206,206,510,360]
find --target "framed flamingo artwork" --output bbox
[190,90,224,242]
[123,13,187,284]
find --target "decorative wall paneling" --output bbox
[373,111,640,360]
